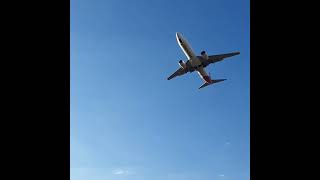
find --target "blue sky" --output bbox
[71,0,250,179]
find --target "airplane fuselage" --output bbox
[176,32,212,84]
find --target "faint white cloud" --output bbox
[112,168,133,176]
[218,174,225,177]
[225,141,231,145]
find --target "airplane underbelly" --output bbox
[179,41,196,60]
[190,57,202,67]
[197,67,212,83]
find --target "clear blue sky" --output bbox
[71,0,250,179]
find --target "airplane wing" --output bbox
[208,51,240,64]
[167,67,187,80]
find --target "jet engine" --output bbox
[201,51,209,60]
[178,60,186,69]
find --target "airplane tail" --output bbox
[198,79,227,89]
[212,79,227,83]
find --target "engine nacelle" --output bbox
[201,51,209,60]
[178,60,187,69]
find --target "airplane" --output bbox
[167,32,240,89]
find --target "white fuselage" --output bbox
[176,32,212,83]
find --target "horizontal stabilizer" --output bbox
[199,83,210,89]
[212,79,227,83]
[198,79,227,89]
